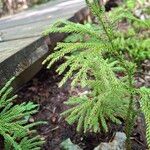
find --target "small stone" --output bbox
[145,76,150,81]
[138,78,145,83]
[134,9,142,17]
[60,138,82,150]
[94,132,126,150]
[29,117,34,123]
[80,137,83,141]
[51,114,58,124]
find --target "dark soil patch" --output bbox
[16,64,148,150]
[0,136,4,150]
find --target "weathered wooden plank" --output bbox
[0,0,90,88]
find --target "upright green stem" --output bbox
[97,15,115,51]
[97,14,135,149]
[125,71,135,150]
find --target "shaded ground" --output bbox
[16,60,149,150]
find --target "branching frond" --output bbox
[44,20,101,39]
[0,78,46,150]
[140,87,150,149]
[43,0,149,140]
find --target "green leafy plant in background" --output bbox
[140,87,150,148]
[43,0,150,149]
[109,0,150,63]
[0,77,46,150]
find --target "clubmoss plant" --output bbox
[0,77,46,150]
[43,0,150,149]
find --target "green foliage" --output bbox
[109,0,150,62]
[0,77,46,150]
[43,0,131,133]
[140,87,150,148]
[43,0,150,148]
